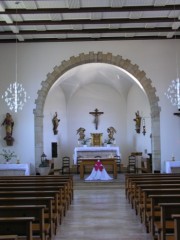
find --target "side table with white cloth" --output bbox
[165,161,180,173]
[0,163,30,176]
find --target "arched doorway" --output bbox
[33,52,161,172]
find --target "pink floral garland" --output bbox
[94,160,103,171]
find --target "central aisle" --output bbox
[55,175,152,240]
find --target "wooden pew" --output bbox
[0,196,54,239]
[129,180,180,212]
[0,183,69,218]
[172,214,180,240]
[148,195,180,238]
[125,173,180,200]
[158,203,180,240]
[129,178,180,208]
[125,174,180,239]
[133,184,180,214]
[134,184,180,222]
[0,190,61,227]
[0,217,35,240]
[0,176,73,228]
[0,205,47,240]
[138,188,180,229]
[0,175,74,202]
[0,179,72,210]
[126,182,180,233]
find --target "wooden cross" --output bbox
[89,108,104,130]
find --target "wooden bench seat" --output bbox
[125,174,180,201]
[0,205,48,240]
[137,188,180,226]
[0,184,68,219]
[125,174,180,240]
[0,176,73,239]
[0,217,35,240]
[171,214,180,240]
[129,179,180,208]
[0,175,74,202]
[148,195,180,238]
[0,196,54,239]
[0,180,72,210]
[135,187,180,233]
[0,235,18,240]
[156,203,180,240]
[0,189,63,226]
[132,183,180,214]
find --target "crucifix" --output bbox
[89,108,104,130]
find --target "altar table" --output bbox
[74,146,120,164]
[165,161,180,173]
[79,158,117,179]
[0,163,30,176]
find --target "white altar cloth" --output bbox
[73,146,120,164]
[0,163,30,176]
[85,168,113,181]
[165,161,180,173]
[85,160,112,181]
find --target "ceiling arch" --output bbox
[33,51,161,171]
[50,62,139,103]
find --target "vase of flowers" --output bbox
[81,138,91,147]
[0,149,17,163]
[4,136,14,146]
[104,139,113,147]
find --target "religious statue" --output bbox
[76,127,86,140]
[89,108,104,130]
[133,111,141,133]
[52,112,60,135]
[1,112,14,146]
[107,126,116,141]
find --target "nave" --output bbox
[55,174,152,240]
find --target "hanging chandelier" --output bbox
[165,78,180,110]
[2,1,30,113]
[164,2,180,112]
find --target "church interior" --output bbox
[0,1,180,239]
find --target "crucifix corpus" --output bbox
[89,108,104,130]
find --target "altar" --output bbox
[165,161,180,173]
[0,163,30,176]
[73,146,120,164]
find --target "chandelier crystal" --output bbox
[2,82,30,113]
[165,3,180,111]
[165,78,180,110]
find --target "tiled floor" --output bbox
[54,174,153,240]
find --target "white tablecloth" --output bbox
[0,163,30,175]
[85,168,113,181]
[165,161,180,173]
[73,146,120,164]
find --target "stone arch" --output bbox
[33,52,161,172]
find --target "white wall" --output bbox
[43,77,151,169]
[0,40,179,172]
